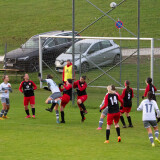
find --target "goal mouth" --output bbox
[38,35,160,99]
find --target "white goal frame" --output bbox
[39,35,154,88]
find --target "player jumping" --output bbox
[120,80,134,128]
[38,73,61,123]
[58,79,72,123]
[73,76,88,122]
[19,74,37,118]
[137,91,160,147]
[0,75,12,120]
[100,85,123,143]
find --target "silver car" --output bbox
[55,39,121,72]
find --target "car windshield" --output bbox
[66,43,91,54]
[22,37,45,49]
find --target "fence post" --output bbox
[39,36,43,88]
[151,38,154,83]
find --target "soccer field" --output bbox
[0,88,160,160]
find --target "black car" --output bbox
[4,31,78,72]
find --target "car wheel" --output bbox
[81,62,89,73]
[113,55,120,65]
[26,57,39,72]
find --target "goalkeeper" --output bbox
[38,73,61,123]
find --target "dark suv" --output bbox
[4,31,78,72]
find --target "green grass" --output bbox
[0,88,160,160]
[0,0,160,54]
[0,1,160,159]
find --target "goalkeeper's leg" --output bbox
[54,104,60,124]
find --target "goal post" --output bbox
[38,35,155,88]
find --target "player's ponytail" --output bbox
[147,91,153,101]
[125,80,130,92]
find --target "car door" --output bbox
[42,38,58,63]
[86,42,103,66]
[99,40,116,64]
[55,37,70,54]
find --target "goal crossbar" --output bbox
[39,35,153,41]
[39,35,154,88]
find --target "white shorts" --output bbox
[1,97,10,105]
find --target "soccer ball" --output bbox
[110,2,117,8]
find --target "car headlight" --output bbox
[18,56,29,61]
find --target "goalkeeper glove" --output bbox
[99,109,102,112]
[59,83,63,88]
[142,96,144,99]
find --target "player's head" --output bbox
[66,59,71,66]
[67,79,72,85]
[107,85,116,94]
[47,74,53,79]
[80,76,86,83]
[146,77,152,85]
[147,91,153,101]
[125,80,130,88]
[3,75,9,82]
[111,85,116,91]
[24,73,29,81]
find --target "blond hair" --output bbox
[107,85,116,94]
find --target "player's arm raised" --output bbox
[38,72,47,83]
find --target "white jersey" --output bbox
[45,79,60,94]
[0,82,12,98]
[137,99,160,121]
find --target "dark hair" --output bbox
[81,76,86,80]
[111,85,116,91]
[47,74,53,79]
[125,80,130,92]
[148,91,153,101]
[67,79,72,84]
[147,77,152,84]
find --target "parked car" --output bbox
[4,31,79,72]
[55,39,121,72]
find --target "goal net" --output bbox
[38,35,160,98]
